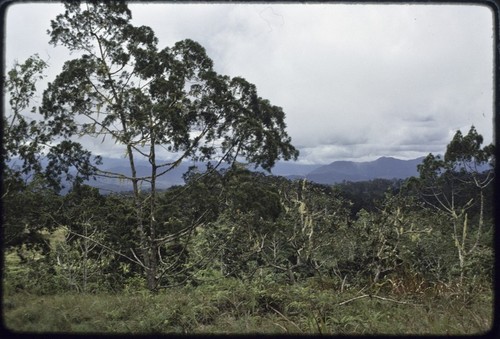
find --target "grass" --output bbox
[2,280,493,335]
[2,244,494,334]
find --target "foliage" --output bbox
[410,125,494,284]
[3,278,493,334]
[3,146,493,294]
[35,0,298,290]
[335,178,403,217]
[3,54,101,193]
[1,2,494,330]
[3,155,494,333]
[52,188,112,292]
[3,175,62,255]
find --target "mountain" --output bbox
[262,162,321,177]
[84,156,426,192]
[305,156,426,185]
[9,155,488,194]
[83,157,322,193]
[85,157,192,193]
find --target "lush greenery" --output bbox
[2,1,494,335]
[3,0,298,291]
[3,148,495,334]
[3,280,492,334]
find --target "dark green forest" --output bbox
[2,128,495,334]
[2,1,495,334]
[4,159,495,294]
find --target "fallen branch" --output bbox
[338,294,370,306]
[338,294,422,307]
[273,322,288,333]
[268,305,303,333]
[370,294,422,306]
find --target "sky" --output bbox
[3,2,495,165]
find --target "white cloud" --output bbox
[4,3,494,165]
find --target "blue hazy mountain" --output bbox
[85,157,322,193]
[304,156,427,185]
[86,157,192,193]
[9,154,490,194]
[84,156,428,192]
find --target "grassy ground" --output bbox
[2,280,493,335]
[2,243,494,335]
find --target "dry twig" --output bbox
[268,305,303,333]
[338,294,422,307]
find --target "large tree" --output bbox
[3,53,103,260]
[40,1,298,290]
[412,126,494,284]
[3,54,101,193]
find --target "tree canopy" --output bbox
[4,1,298,291]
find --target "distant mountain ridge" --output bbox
[85,156,428,192]
[7,155,451,193]
[8,153,489,194]
[303,156,427,185]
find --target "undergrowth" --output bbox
[2,276,493,335]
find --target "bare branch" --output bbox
[338,294,422,307]
[65,227,147,269]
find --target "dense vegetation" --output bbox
[2,1,495,335]
[3,143,495,334]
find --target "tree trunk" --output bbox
[82,222,88,293]
[287,262,295,284]
[126,144,153,290]
[147,135,159,291]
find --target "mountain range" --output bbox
[302,156,426,185]
[83,156,428,192]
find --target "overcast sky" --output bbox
[4,2,495,165]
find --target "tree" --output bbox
[41,1,298,290]
[2,175,62,257]
[53,184,113,292]
[335,178,403,218]
[411,126,494,285]
[253,178,350,284]
[181,168,282,284]
[3,54,102,194]
[339,193,436,289]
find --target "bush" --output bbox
[123,275,149,295]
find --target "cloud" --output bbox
[4,3,494,165]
